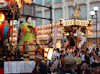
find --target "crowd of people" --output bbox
[33,47,100,74]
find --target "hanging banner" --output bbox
[4,61,36,73]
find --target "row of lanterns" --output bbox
[36,23,60,30]
[9,28,17,42]
[37,33,62,39]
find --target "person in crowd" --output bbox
[85,48,90,67]
[47,62,55,74]
[74,51,82,74]
[81,50,85,62]
[33,53,47,74]
[90,62,100,74]
[80,61,90,74]
[65,48,68,56]
[59,50,65,71]
[59,55,76,74]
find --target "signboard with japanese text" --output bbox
[4,61,36,73]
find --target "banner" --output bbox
[4,61,36,73]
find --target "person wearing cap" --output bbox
[90,62,99,74]
[33,53,47,74]
[59,55,76,74]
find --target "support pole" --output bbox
[10,0,15,52]
[96,12,98,47]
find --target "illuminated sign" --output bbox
[64,19,88,27]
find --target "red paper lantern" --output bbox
[57,28,61,32]
[44,25,46,29]
[57,33,60,37]
[47,24,49,29]
[41,25,43,29]
[89,32,92,36]
[90,26,92,31]
[52,23,55,27]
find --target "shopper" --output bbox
[90,62,99,74]
[59,55,76,74]
[33,53,47,74]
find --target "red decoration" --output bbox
[0,24,4,38]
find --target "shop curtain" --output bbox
[55,8,62,23]
[45,0,52,4]
[90,2,100,23]
[55,0,62,2]
[36,12,42,26]
[45,11,50,24]
[36,0,42,5]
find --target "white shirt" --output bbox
[81,54,85,61]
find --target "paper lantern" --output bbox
[90,26,92,31]
[14,37,17,41]
[13,33,17,37]
[0,0,4,4]
[82,32,84,36]
[56,22,58,27]
[49,24,51,28]
[0,13,5,22]
[51,33,54,37]
[24,0,32,4]
[44,48,49,58]
[57,28,61,32]
[46,30,49,33]
[44,25,46,29]
[9,37,12,41]
[41,25,43,29]
[47,48,54,60]
[89,32,92,36]
[39,26,41,30]
[52,23,55,27]
[13,28,17,32]
[57,33,60,37]
[47,24,49,29]
[44,30,46,34]
[49,29,51,33]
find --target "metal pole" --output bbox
[96,12,98,47]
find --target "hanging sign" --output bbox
[4,61,36,73]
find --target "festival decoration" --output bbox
[0,13,5,22]
[47,48,54,60]
[44,48,49,58]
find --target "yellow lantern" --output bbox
[82,32,84,35]
[0,13,5,22]
[47,48,54,60]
